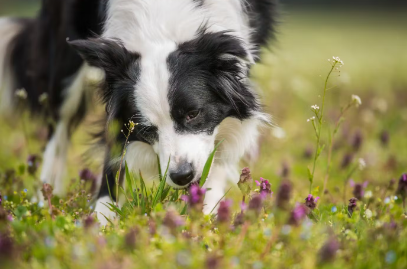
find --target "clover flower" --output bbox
[288,203,307,226]
[276,180,292,210]
[318,237,340,264]
[217,200,232,224]
[348,197,358,217]
[27,155,40,175]
[351,95,362,107]
[255,178,272,198]
[237,167,253,196]
[305,194,319,210]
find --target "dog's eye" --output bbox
[186,110,200,122]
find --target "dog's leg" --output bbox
[40,64,91,196]
[0,18,24,116]
[202,164,232,215]
[94,156,123,226]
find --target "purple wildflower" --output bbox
[348,197,358,217]
[237,167,253,195]
[206,255,222,269]
[351,130,363,152]
[181,184,206,212]
[380,131,390,147]
[79,169,98,193]
[217,200,232,224]
[0,232,14,260]
[276,180,292,210]
[304,145,313,159]
[27,154,40,175]
[256,178,272,198]
[124,228,138,249]
[0,194,2,206]
[396,173,407,199]
[233,212,245,227]
[305,194,319,210]
[288,203,307,226]
[84,215,95,230]
[318,237,340,263]
[41,183,53,201]
[163,210,185,231]
[248,195,263,215]
[280,161,290,178]
[350,180,368,200]
[341,153,353,169]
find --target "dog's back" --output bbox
[0,18,26,115]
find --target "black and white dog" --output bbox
[0,0,277,224]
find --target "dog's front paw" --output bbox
[94,196,117,226]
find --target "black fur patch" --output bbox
[244,0,278,52]
[167,30,260,135]
[10,0,105,124]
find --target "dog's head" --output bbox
[69,30,260,188]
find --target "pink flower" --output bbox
[305,194,319,210]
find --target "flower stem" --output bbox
[309,64,336,193]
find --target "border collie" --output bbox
[0,0,277,224]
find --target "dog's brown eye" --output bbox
[186,110,200,121]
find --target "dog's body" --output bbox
[0,0,277,224]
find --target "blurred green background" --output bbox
[0,0,406,197]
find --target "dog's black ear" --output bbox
[68,38,136,72]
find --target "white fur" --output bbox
[95,196,117,226]
[0,18,23,115]
[100,0,266,214]
[40,64,91,195]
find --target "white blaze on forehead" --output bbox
[103,0,252,55]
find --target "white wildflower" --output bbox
[352,95,362,107]
[365,209,373,219]
[15,88,27,99]
[311,105,319,111]
[358,158,366,170]
[307,116,316,122]
[364,191,373,199]
[39,93,48,104]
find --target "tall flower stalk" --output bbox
[308,57,344,193]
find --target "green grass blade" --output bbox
[152,157,170,208]
[200,139,224,187]
[157,155,163,181]
[209,187,232,214]
[125,162,138,206]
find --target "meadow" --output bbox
[1,4,407,269]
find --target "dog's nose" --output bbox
[169,162,194,186]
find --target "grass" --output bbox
[1,6,407,269]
